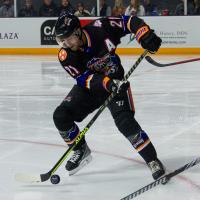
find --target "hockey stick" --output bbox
[15,50,148,183]
[120,157,200,200]
[145,56,200,67]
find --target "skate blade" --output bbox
[69,154,92,176]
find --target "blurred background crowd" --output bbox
[0,0,199,17]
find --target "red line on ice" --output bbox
[1,138,200,191]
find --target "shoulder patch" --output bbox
[59,49,68,61]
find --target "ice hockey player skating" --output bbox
[53,12,165,180]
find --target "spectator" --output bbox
[91,0,111,16]
[112,0,125,16]
[18,0,37,17]
[175,0,195,15]
[0,0,14,17]
[74,2,90,17]
[125,0,145,16]
[39,0,58,17]
[194,0,200,15]
[174,0,184,15]
[143,0,158,16]
[58,0,75,15]
[161,9,170,16]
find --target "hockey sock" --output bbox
[129,130,157,163]
[59,123,86,150]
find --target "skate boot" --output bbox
[148,159,165,180]
[65,143,92,176]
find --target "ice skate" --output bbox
[65,143,92,176]
[148,159,165,180]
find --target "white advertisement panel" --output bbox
[0,18,41,47]
[0,16,199,48]
[120,16,199,48]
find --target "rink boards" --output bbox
[0,16,199,54]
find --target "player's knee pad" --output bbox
[114,111,141,137]
[59,123,80,145]
[53,105,73,131]
[127,130,151,153]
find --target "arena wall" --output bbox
[0,16,199,55]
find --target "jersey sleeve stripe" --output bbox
[127,16,134,32]
[102,76,110,92]
[86,74,93,89]
[82,30,92,47]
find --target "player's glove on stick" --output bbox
[103,77,130,94]
[139,29,162,54]
[126,16,161,53]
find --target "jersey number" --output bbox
[109,20,123,29]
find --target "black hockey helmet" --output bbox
[55,12,81,40]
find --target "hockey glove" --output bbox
[126,16,161,53]
[140,30,162,54]
[103,77,130,94]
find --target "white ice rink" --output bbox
[0,54,200,200]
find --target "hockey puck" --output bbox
[50,174,60,185]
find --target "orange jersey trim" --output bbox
[127,16,134,32]
[86,75,93,89]
[103,76,110,92]
[82,29,92,47]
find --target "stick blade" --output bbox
[145,56,165,67]
[15,173,41,183]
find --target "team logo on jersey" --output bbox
[59,49,67,61]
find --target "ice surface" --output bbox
[0,54,200,200]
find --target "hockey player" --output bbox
[53,13,165,180]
